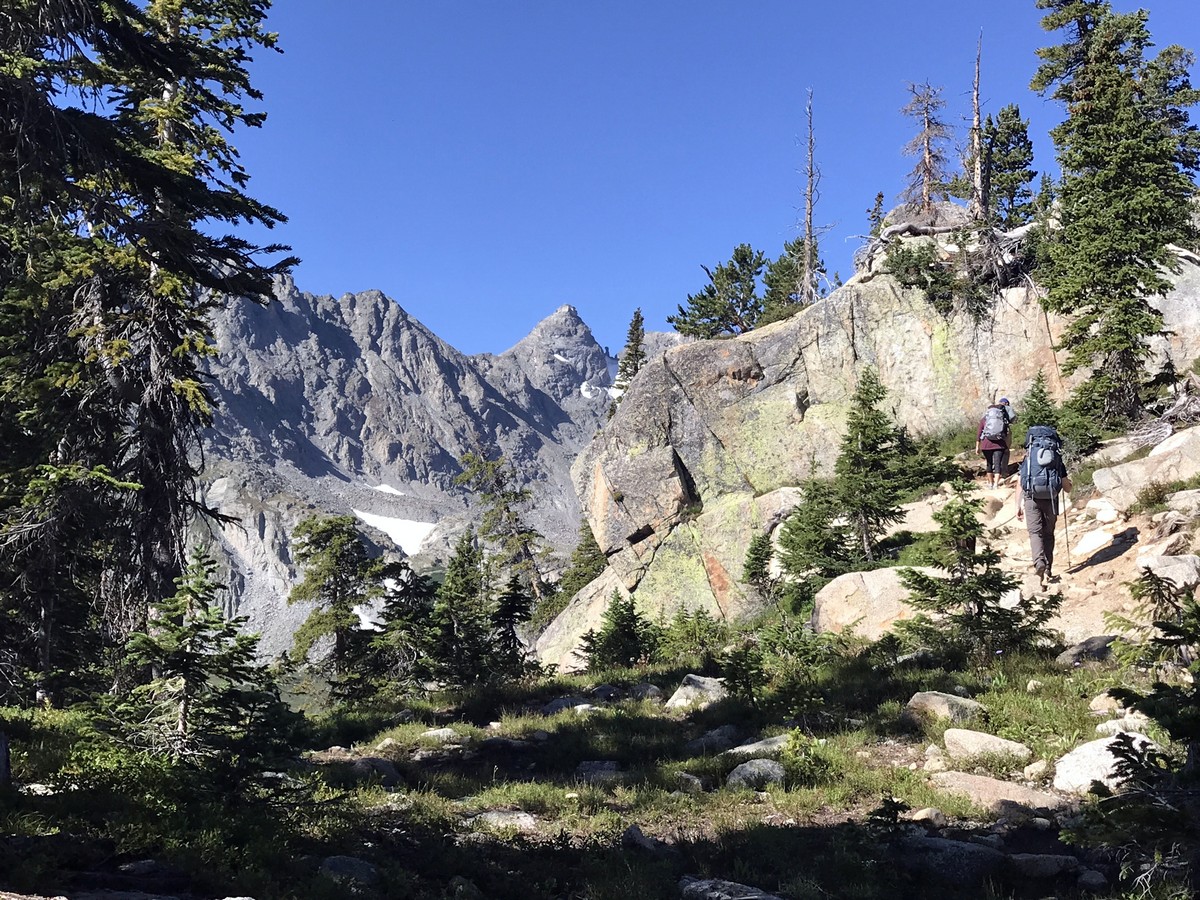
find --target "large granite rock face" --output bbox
[1092,425,1200,512]
[203,277,618,654]
[541,256,1200,665]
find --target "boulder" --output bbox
[901,691,985,727]
[622,824,679,857]
[898,835,1006,886]
[909,807,948,827]
[1056,636,1116,668]
[1136,553,1200,592]
[726,758,786,790]
[679,876,785,900]
[1053,734,1157,795]
[1084,498,1121,524]
[1072,528,1114,559]
[1006,854,1080,879]
[666,674,728,710]
[348,756,402,788]
[1092,426,1200,512]
[812,567,934,640]
[1088,691,1123,715]
[420,727,464,744]
[930,771,1064,814]
[571,275,1124,646]
[1095,712,1152,736]
[1166,488,1200,516]
[540,695,590,715]
[725,734,791,759]
[685,725,742,756]
[943,729,1032,763]
[1024,760,1049,780]
[575,760,623,784]
[320,855,379,886]
[629,682,665,701]
[472,810,538,833]
[1078,869,1109,892]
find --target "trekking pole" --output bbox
[1060,489,1072,572]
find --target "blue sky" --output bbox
[234,1,1200,357]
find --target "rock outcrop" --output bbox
[538,255,1200,669]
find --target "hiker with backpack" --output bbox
[1016,424,1073,587]
[974,398,1016,489]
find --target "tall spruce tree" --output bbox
[424,528,491,686]
[835,368,905,561]
[455,450,548,601]
[1032,0,1199,423]
[0,1,294,693]
[111,549,295,765]
[667,244,766,338]
[867,192,886,236]
[287,516,382,682]
[614,308,646,394]
[985,104,1038,229]
[490,574,533,678]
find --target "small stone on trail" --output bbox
[1088,691,1123,715]
[1078,869,1109,892]
[910,807,948,827]
[726,758,785,790]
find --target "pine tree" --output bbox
[490,574,533,678]
[111,549,296,766]
[742,533,775,589]
[1021,370,1060,430]
[0,1,294,685]
[614,308,646,395]
[1032,0,1199,423]
[287,516,382,683]
[455,450,548,601]
[867,192,886,237]
[835,369,905,561]
[579,590,661,670]
[900,82,953,216]
[423,528,491,686]
[898,482,1058,657]
[985,104,1037,229]
[777,478,852,581]
[353,560,436,700]
[667,244,766,338]
[557,520,607,602]
[762,237,826,323]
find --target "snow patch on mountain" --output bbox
[371,484,406,496]
[351,509,437,555]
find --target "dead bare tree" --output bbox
[801,89,820,305]
[968,32,990,222]
[901,81,953,217]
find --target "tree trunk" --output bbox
[969,33,987,221]
[802,89,818,305]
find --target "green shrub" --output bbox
[579,591,662,670]
[781,730,835,787]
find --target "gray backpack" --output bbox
[981,406,1007,441]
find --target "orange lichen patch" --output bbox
[702,551,735,617]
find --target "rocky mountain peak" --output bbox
[202,280,617,655]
